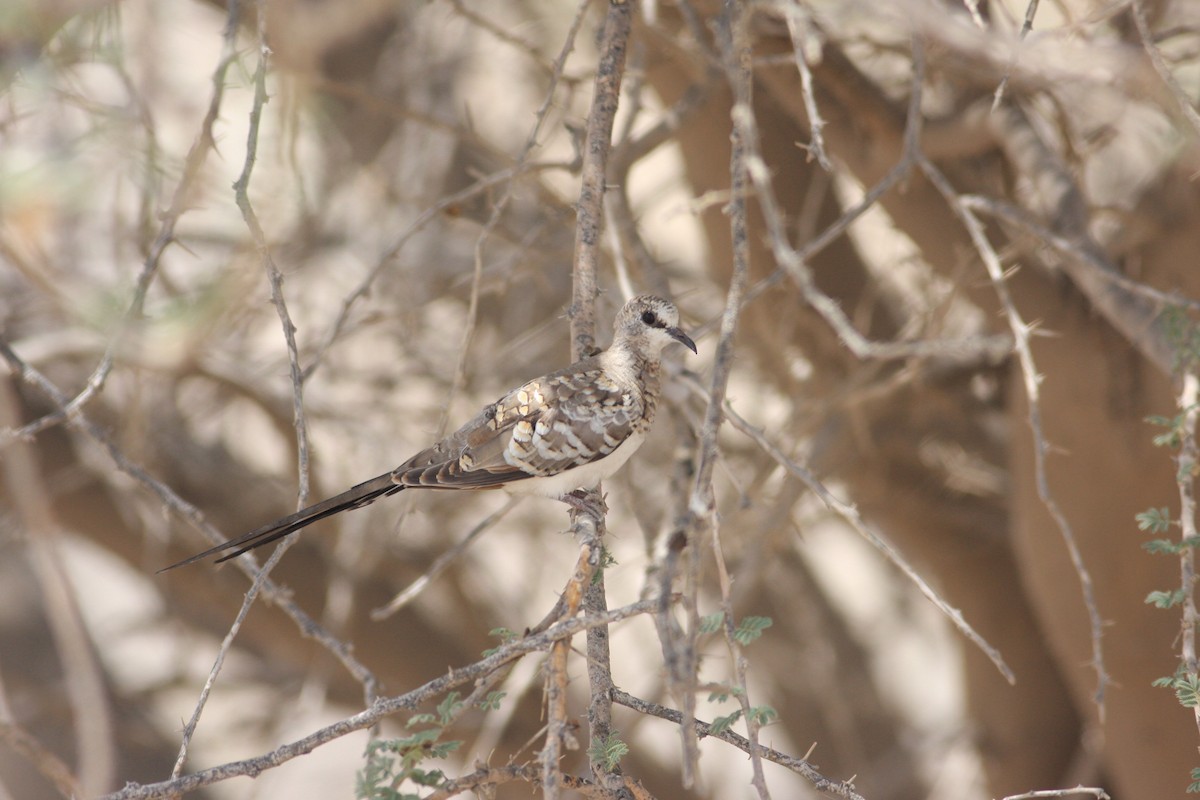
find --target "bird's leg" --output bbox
[561,488,607,519]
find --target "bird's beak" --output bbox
[668,327,698,354]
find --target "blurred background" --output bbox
[2,0,1199,798]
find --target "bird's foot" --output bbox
[561,488,607,519]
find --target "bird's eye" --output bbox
[641,310,657,326]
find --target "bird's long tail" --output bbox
[160,473,403,571]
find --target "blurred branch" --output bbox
[782,4,833,171]
[705,5,769,798]
[0,380,110,795]
[10,0,245,439]
[233,0,313,513]
[371,497,519,619]
[0,711,81,799]
[441,0,589,437]
[300,156,576,384]
[992,0,1041,109]
[1000,788,1111,800]
[1131,0,1200,138]
[960,194,1200,313]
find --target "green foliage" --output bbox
[1161,305,1200,372]
[1136,506,1173,534]
[478,691,506,711]
[706,705,777,736]
[697,612,774,646]
[355,693,464,799]
[482,627,518,657]
[1188,767,1200,793]
[599,546,618,571]
[707,685,744,703]
[1147,414,1186,449]
[1144,536,1200,555]
[1175,675,1200,708]
[709,709,741,736]
[733,616,773,646]
[747,704,779,726]
[1146,589,1187,609]
[588,731,629,770]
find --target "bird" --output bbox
[161,295,697,571]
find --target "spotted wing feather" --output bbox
[390,357,643,489]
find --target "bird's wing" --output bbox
[391,357,643,489]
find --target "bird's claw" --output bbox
[562,488,607,519]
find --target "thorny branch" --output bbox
[96,599,659,800]
[611,690,865,800]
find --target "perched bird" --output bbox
[162,295,697,570]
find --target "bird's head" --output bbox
[614,295,697,357]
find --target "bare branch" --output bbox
[917,153,1109,714]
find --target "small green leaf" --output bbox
[1153,430,1183,448]
[436,692,463,725]
[1177,676,1200,708]
[709,710,742,736]
[707,684,744,704]
[1143,539,1181,555]
[747,705,779,726]
[587,732,629,770]
[478,691,506,711]
[734,616,774,646]
[1136,507,1172,534]
[483,627,518,656]
[1154,676,1178,688]
[699,612,724,634]
[599,547,618,570]
[429,740,462,759]
[409,768,446,787]
[1146,589,1187,608]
